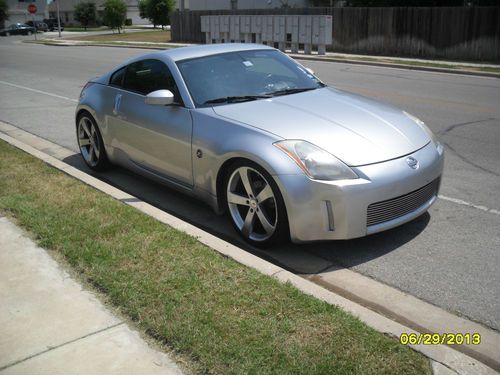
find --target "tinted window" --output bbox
[110,67,126,87]
[124,59,180,100]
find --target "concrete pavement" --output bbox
[0,215,183,375]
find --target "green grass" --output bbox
[66,30,171,43]
[64,26,110,32]
[0,140,431,375]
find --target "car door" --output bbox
[109,59,193,187]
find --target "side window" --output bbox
[109,66,126,88]
[123,59,181,102]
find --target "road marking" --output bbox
[439,194,500,215]
[0,80,78,103]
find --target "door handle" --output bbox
[113,94,122,116]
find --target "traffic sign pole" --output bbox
[32,13,37,40]
[27,3,37,41]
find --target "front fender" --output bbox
[191,108,303,198]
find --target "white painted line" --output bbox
[0,80,78,103]
[439,195,500,215]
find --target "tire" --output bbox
[76,112,110,171]
[223,160,289,247]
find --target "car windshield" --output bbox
[176,49,325,107]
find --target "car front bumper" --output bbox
[276,142,444,243]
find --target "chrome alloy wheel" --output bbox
[77,116,101,168]
[227,166,278,242]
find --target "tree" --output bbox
[139,0,175,30]
[138,0,147,19]
[0,0,8,28]
[74,2,96,31]
[103,0,127,33]
[138,0,153,27]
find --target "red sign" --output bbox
[27,3,37,14]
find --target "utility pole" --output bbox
[55,0,62,38]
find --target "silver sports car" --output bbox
[76,44,444,246]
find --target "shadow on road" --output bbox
[63,153,430,275]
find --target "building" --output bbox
[47,0,149,26]
[5,0,49,24]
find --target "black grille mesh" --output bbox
[367,178,440,227]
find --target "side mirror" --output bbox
[145,89,174,106]
[305,67,315,75]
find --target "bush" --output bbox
[125,18,132,26]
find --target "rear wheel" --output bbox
[224,160,288,247]
[77,113,109,171]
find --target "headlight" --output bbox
[274,140,358,181]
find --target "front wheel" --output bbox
[224,160,289,247]
[77,113,109,171]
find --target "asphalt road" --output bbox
[1,37,499,331]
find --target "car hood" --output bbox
[212,87,430,166]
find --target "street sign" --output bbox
[27,3,37,14]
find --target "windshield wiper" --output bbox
[266,87,318,97]
[204,95,271,105]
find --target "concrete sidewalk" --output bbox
[0,215,183,375]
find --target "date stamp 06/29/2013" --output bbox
[399,333,481,346]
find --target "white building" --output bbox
[47,0,149,26]
[5,0,49,24]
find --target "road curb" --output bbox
[27,40,500,79]
[0,122,497,375]
[289,54,500,79]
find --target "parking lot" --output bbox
[1,35,499,337]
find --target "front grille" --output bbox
[367,178,440,227]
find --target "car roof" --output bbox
[156,43,275,62]
[96,43,277,86]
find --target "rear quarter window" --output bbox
[109,67,126,87]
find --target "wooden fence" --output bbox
[171,7,500,61]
